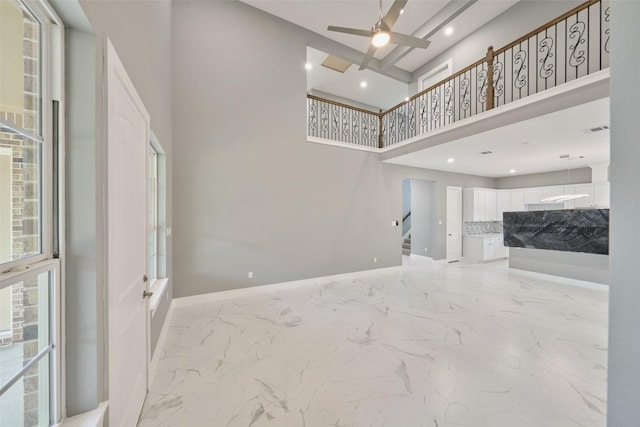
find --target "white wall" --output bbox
[608,0,640,424]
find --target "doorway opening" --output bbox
[402,178,436,263]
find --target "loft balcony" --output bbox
[307,0,610,161]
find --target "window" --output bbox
[418,59,453,92]
[147,134,168,314]
[0,0,63,425]
[148,145,158,283]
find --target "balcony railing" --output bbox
[307,0,610,150]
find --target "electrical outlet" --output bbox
[373,257,377,263]
[248,272,253,279]
[425,248,428,252]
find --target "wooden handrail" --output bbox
[307,94,380,116]
[494,0,599,56]
[382,0,598,115]
[383,54,489,114]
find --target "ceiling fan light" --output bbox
[372,30,390,47]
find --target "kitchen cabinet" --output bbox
[542,187,563,200]
[524,188,542,204]
[463,188,498,222]
[563,187,576,209]
[510,191,525,211]
[594,184,610,207]
[570,184,609,208]
[463,183,609,218]
[463,235,508,262]
[497,191,511,221]
[573,186,594,208]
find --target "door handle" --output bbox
[143,275,148,283]
[143,290,154,299]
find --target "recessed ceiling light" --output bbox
[404,97,410,102]
[444,27,454,36]
[360,81,368,88]
[304,62,312,70]
[447,158,455,163]
[509,169,516,174]
[400,8,404,14]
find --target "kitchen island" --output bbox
[503,209,609,284]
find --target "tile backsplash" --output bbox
[464,221,504,235]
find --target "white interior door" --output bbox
[106,39,150,427]
[446,186,462,262]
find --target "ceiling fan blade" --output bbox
[389,32,431,49]
[383,0,408,30]
[327,26,372,38]
[359,45,378,71]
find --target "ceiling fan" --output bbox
[327,0,431,70]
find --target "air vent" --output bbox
[582,124,610,134]
[560,154,570,159]
[480,150,493,155]
[321,55,352,73]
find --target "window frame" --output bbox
[0,0,62,273]
[418,58,453,92]
[148,133,168,315]
[148,144,158,284]
[0,0,64,424]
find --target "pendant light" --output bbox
[540,156,589,203]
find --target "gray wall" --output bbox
[410,179,435,257]
[78,0,174,356]
[171,1,494,297]
[608,1,640,424]
[65,28,101,416]
[411,0,583,90]
[495,167,592,189]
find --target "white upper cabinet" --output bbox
[463,183,609,220]
[594,184,610,207]
[524,188,542,204]
[573,186,595,208]
[542,187,563,200]
[510,191,525,211]
[497,191,511,221]
[463,188,498,222]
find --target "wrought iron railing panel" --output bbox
[491,0,609,110]
[307,0,609,150]
[307,96,379,148]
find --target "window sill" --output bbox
[149,277,169,317]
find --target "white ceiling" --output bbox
[385,97,610,178]
[306,47,408,110]
[242,0,519,73]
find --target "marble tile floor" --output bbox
[138,258,608,427]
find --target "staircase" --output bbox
[402,235,411,256]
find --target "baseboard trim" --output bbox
[172,266,402,308]
[509,267,609,292]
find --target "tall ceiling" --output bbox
[241,0,611,178]
[241,0,519,73]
